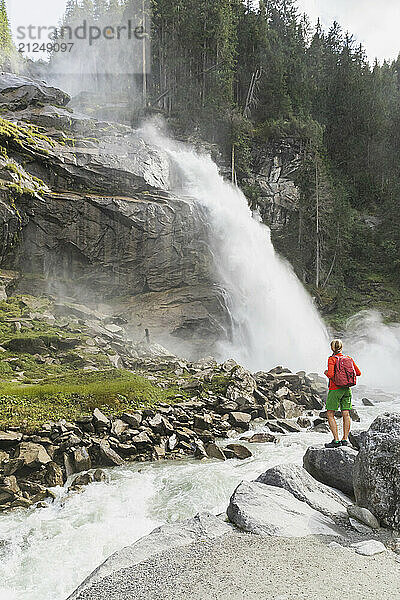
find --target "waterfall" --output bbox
[141,122,329,374]
[343,310,400,392]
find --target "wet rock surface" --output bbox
[0,73,70,110]
[0,72,228,358]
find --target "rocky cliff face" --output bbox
[244,139,302,231]
[0,73,228,358]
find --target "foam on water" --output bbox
[0,468,159,600]
[1,395,398,600]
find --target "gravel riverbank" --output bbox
[75,532,400,600]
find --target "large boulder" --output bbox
[67,513,231,600]
[228,412,251,430]
[0,73,70,110]
[273,399,303,419]
[303,446,357,495]
[0,475,21,505]
[98,441,125,467]
[73,447,92,473]
[226,366,256,403]
[227,481,339,537]
[121,412,142,428]
[44,462,64,487]
[353,413,400,529]
[205,443,226,460]
[92,408,110,431]
[256,464,350,522]
[14,442,52,469]
[247,433,276,443]
[348,430,367,451]
[225,444,252,460]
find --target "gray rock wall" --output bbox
[245,139,302,230]
[0,74,229,358]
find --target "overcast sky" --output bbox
[7,0,400,64]
[297,0,400,63]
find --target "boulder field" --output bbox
[0,356,333,513]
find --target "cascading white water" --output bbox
[141,123,329,374]
[141,124,400,388]
[344,310,400,391]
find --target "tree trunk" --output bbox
[315,155,320,289]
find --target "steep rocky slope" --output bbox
[0,73,227,358]
[244,139,301,232]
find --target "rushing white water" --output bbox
[1,393,398,600]
[141,123,329,374]
[344,310,400,391]
[142,124,400,390]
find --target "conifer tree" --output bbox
[0,0,14,66]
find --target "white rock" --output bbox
[349,518,373,534]
[329,541,345,549]
[227,481,340,538]
[104,324,123,334]
[256,464,350,522]
[275,386,290,398]
[351,540,386,556]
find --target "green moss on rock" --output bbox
[0,368,190,431]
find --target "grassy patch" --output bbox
[0,351,90,383]
[0,369,189,431]
[0,296,103,382]
[0,296,54,337]
[3,332,67,353]
[0,296,234,431]
[203,374,230,396]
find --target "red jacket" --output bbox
[325,353,361,390]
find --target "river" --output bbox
[1,387,398,600]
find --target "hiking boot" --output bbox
[325,439,341,449]
[340,440,349,447]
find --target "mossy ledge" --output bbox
[0,116,55,156]
[0,368,203,431]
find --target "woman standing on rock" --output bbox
[324,339,361,448]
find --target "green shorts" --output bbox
[326,388,352,411]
